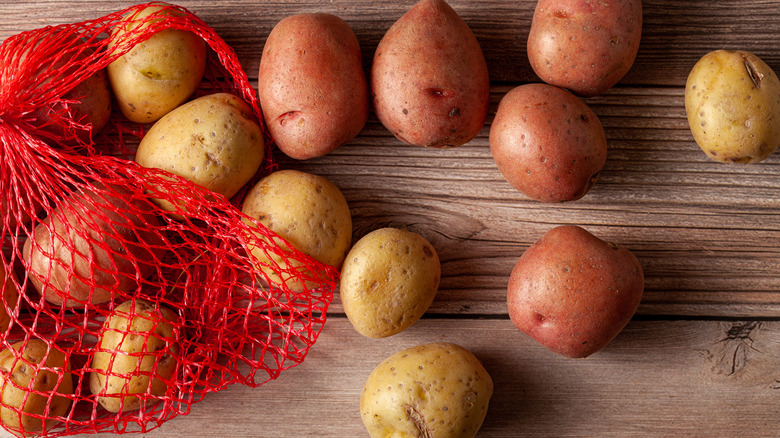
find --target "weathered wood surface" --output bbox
[1,0,780,437]
[96,318,780,437]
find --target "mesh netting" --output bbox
[0,2,338,436]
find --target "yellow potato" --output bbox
[0,263,19,333]
[0,340,73,437]
[340,227,440,338]
[241,169,352,291]
[360,342,493,438]
[685,49,780,163]
[89,299,179,413]
[108,2,207,123]
[135,92,265,216]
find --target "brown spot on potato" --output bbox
[426,88,456,98]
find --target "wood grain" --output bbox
[46,318,780,438]
[1,0,780,436]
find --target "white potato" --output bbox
[89,299,179,413]
[241,169,352,291]
[0,340,73,437]
[340,227,440,338]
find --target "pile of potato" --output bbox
[0,2,290,436]
[8,0,779,436]
[214,0,780,436]
[249,0,648,436]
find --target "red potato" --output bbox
[23,185,166,308]
[31,64,112,146]
[5,36,113,146]
[489,83,607,203]
[527,0,642,97]
[31,46,112,146]
[0,263,19,333]
[258,13,368,160]
[371,0,489,148]
[507,225,644,358]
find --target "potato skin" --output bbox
[490,83,607,202]
[22,185,166,307]
[28,41,112,146]
[527,0,642,97]
[685,50,780,164]
[258,13,369,160]
[108,2,206,123]
[44,67,112,145]
[241,170,352,291]
[506,225,644,358]
[89,299,179,413]
[371,0,490,147]
[0,340,73,436]
[360,342,493,438]
[135,93,265,215]
[340,227,440,338]
[0,264,19,333]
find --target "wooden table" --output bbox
[2,1,780,436]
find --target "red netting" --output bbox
[0,2,339,436]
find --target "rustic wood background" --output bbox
[2,0,780,436]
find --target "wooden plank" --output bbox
[7,317,769,438]
[2,0,780,85]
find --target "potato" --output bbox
[371,0,489,147]
[507,225,644,358]
[90,299,179,413]
[23,184,166,307]
[0,340,73,436]
[27,39,112,146]
[685,50,780,164]
[241,170,352,291]
[0,263,19,333]
[340,227,440,338]
[490,83,607,202]
[135,92,265,215]
[37,67,112,145]
[108,2,207,123]
[258,13,369,160]
[527,0,642,97]
[360,342,493,438]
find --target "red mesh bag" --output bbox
[0,2,339,436]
